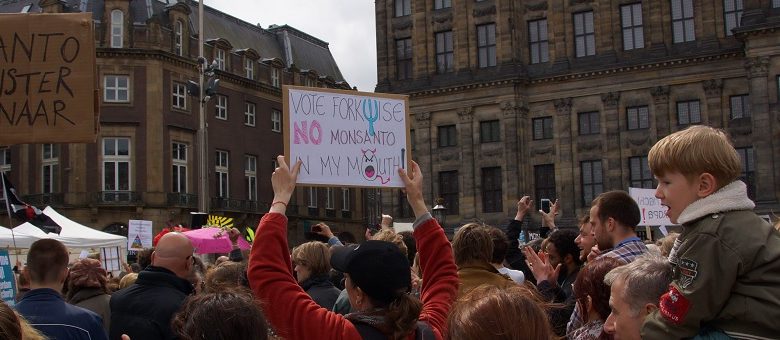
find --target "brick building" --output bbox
[0,0,370,242]
[375,0,780,231]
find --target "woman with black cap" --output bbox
[248,156,458,340]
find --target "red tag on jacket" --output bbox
[659,286,690,324]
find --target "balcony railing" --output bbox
[22,193,65,206]
[92,191,142,205]
[210,198,267,212]
[167,193,198,208]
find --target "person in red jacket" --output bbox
[248,156,458,340]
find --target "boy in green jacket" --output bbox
[642,125,780,339]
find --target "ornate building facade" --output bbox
[375,0,780,229]
[0,0,369,242]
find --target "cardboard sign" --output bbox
[0,250,16,306]
[629,187,674,226]
[284,86,410,188]
[0,13,98,144]
[128,220,153,251]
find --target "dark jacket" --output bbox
[15,288,108,340]
[109,266,193,340]
[302,275,341,311]
[68,287,112,333]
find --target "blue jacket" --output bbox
[15,288,107,340]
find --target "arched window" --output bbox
[111,10,124,48]
[174,20,184,56]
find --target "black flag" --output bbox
[1,172,62,234]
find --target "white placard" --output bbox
[128,220,153,251]
[629,187,674,226]
[285,86,410,188]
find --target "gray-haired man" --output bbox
[603,255,673,340]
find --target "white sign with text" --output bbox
[629,187,674,226]
[128,220,153,251]
[284,86,410,188]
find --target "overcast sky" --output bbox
[208,0,378,92]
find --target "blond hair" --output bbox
[119,272,138,289]
[371,229,408,257]
[648,125,741,189]
[291,241,331,276]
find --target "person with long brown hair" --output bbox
[448,284,555,340]
[248,157,458,339]
[569,257,622,340]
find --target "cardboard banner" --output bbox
[0,250,16,306]
[628,187,674,226]
[0,13,98,144]
[284,86,410,188]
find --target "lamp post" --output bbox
[432,197,447,227]
[197,0,208,214]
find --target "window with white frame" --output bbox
[216,150,229,198]
[574,11,596,57]
[103,138,131,192]
[730,94,751,119]
[677,100,701,125]
[245,155,257,201]
[111,10,123,48]
[104,75,129,103]
[326,187,335,210]
[395,0,411,17]
[0,147,10,173]
[671,0,695,43]
[621,4,644,50]
[172,142,187,193]
[477,23,496,68]
[434,0,451,9]
[215,49,226,70]
[271,110,282,132]
[435,31,454,73]
[341,188,350,211]
[528,19,549,64]
[172,82,187,110]
[174,20,183,56]
[627,106,650,130]
[271,68,281,88]
[215,95,227,119]
[308,187,317,208]
[42,144,59,193]
[244,58,254,79]
[724,0,744,36]
[245,102,256,126]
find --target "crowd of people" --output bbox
[2,126,780,340]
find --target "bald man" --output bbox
[109,233,195,340]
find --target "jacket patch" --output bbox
[677,258,698,289]
[659,285,691,324]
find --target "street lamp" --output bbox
[432,197,447,226]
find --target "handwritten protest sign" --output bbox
[629,187,674,226]
[284,86,410,188]
[0,13,98,144]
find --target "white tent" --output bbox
[0,207,127,249]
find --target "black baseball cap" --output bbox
[330,240,411,305]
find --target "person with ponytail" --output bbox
[248,156,458,339]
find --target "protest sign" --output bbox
[0,250,16,306]
[0,13,98,144]
[284,86,410,188]
[628,187,674,226]
[128,220,153,251]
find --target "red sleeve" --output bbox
[414,218,458,339]
[248,213,362,340]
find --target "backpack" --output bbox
[352,320,434,340]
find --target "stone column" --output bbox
[703,79,724,127]
[413,112,434,204]
[651,86,671,137]
[745,57,777,203]
[602,92,622,189]
[501,100,520,206]
[554,98,574,215]
[458,107,476,219]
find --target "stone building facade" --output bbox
[375,0,780,230]
[0,0,369,243]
